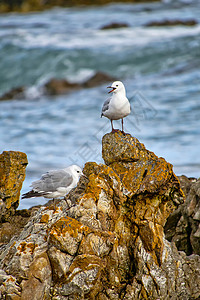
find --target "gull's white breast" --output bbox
[104,93,131,120]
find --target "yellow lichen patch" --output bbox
[50,216,91,239]
[48,217,93,255]
[85,174,104,201]
[17,241,27,253]
[109,162,130,176]
[27,243,38,255]
[10,241,16,248]
[6,276,15,282]
[123,165,146,196]
[40,214,50,223]
[0,151,28,214]
[17,242,37,254]
[83,161,99,177]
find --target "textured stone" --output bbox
[0,132,199,299]
[20,253,52,300]
[165,176,200,255]
[0,151,28,222]
[0,211,31,246]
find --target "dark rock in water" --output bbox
[44,78,82,95]
[83,71,117,88]
[145,19,198,27]
[0,151,28,222]
[0,86,25,101]
[100,22,129,30]
[44,72,117,95]
[165,175,200,255]
[0,72,116,99]
[0,132,199,299]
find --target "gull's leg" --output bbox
[111,119,114,133]
[121,118,125,135]
[52,198,58,210]
[111,119,118,133]
[53,198,56,209]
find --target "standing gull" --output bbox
[101,81,131,133]
[22,164,83,200]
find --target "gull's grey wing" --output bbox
[31,170,73,192]
[101,97,111,117]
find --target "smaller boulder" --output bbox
[145,19,198,27]
[83,71,117,88]
[100,22,129,30]
[165,176,200,255]
[0,87,25,101]
[44,79,81,95]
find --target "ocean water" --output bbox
[0,0,200,209]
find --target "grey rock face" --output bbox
[165,175,200,255]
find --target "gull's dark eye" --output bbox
[77,170,80,173]
[116,85,118,87]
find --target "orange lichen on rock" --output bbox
[0,151,28,221]
[40,214,50,223]
[17,242,37,254]
[102,131,184,260]
[49,216,88,239]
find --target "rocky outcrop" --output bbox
[0,151,28,222]
[165,175,200,255]
[0,132,200,299]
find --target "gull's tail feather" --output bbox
[22,190,46,199]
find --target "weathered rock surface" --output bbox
[0,151,28,222]
[165,175,200,255]
[0,132,200,299]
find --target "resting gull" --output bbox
[101,81,131,133]
[22,164,84,200]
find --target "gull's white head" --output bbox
[68,165,83,179]
[107,81,126,95]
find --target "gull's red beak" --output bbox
[107,86,116,94]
